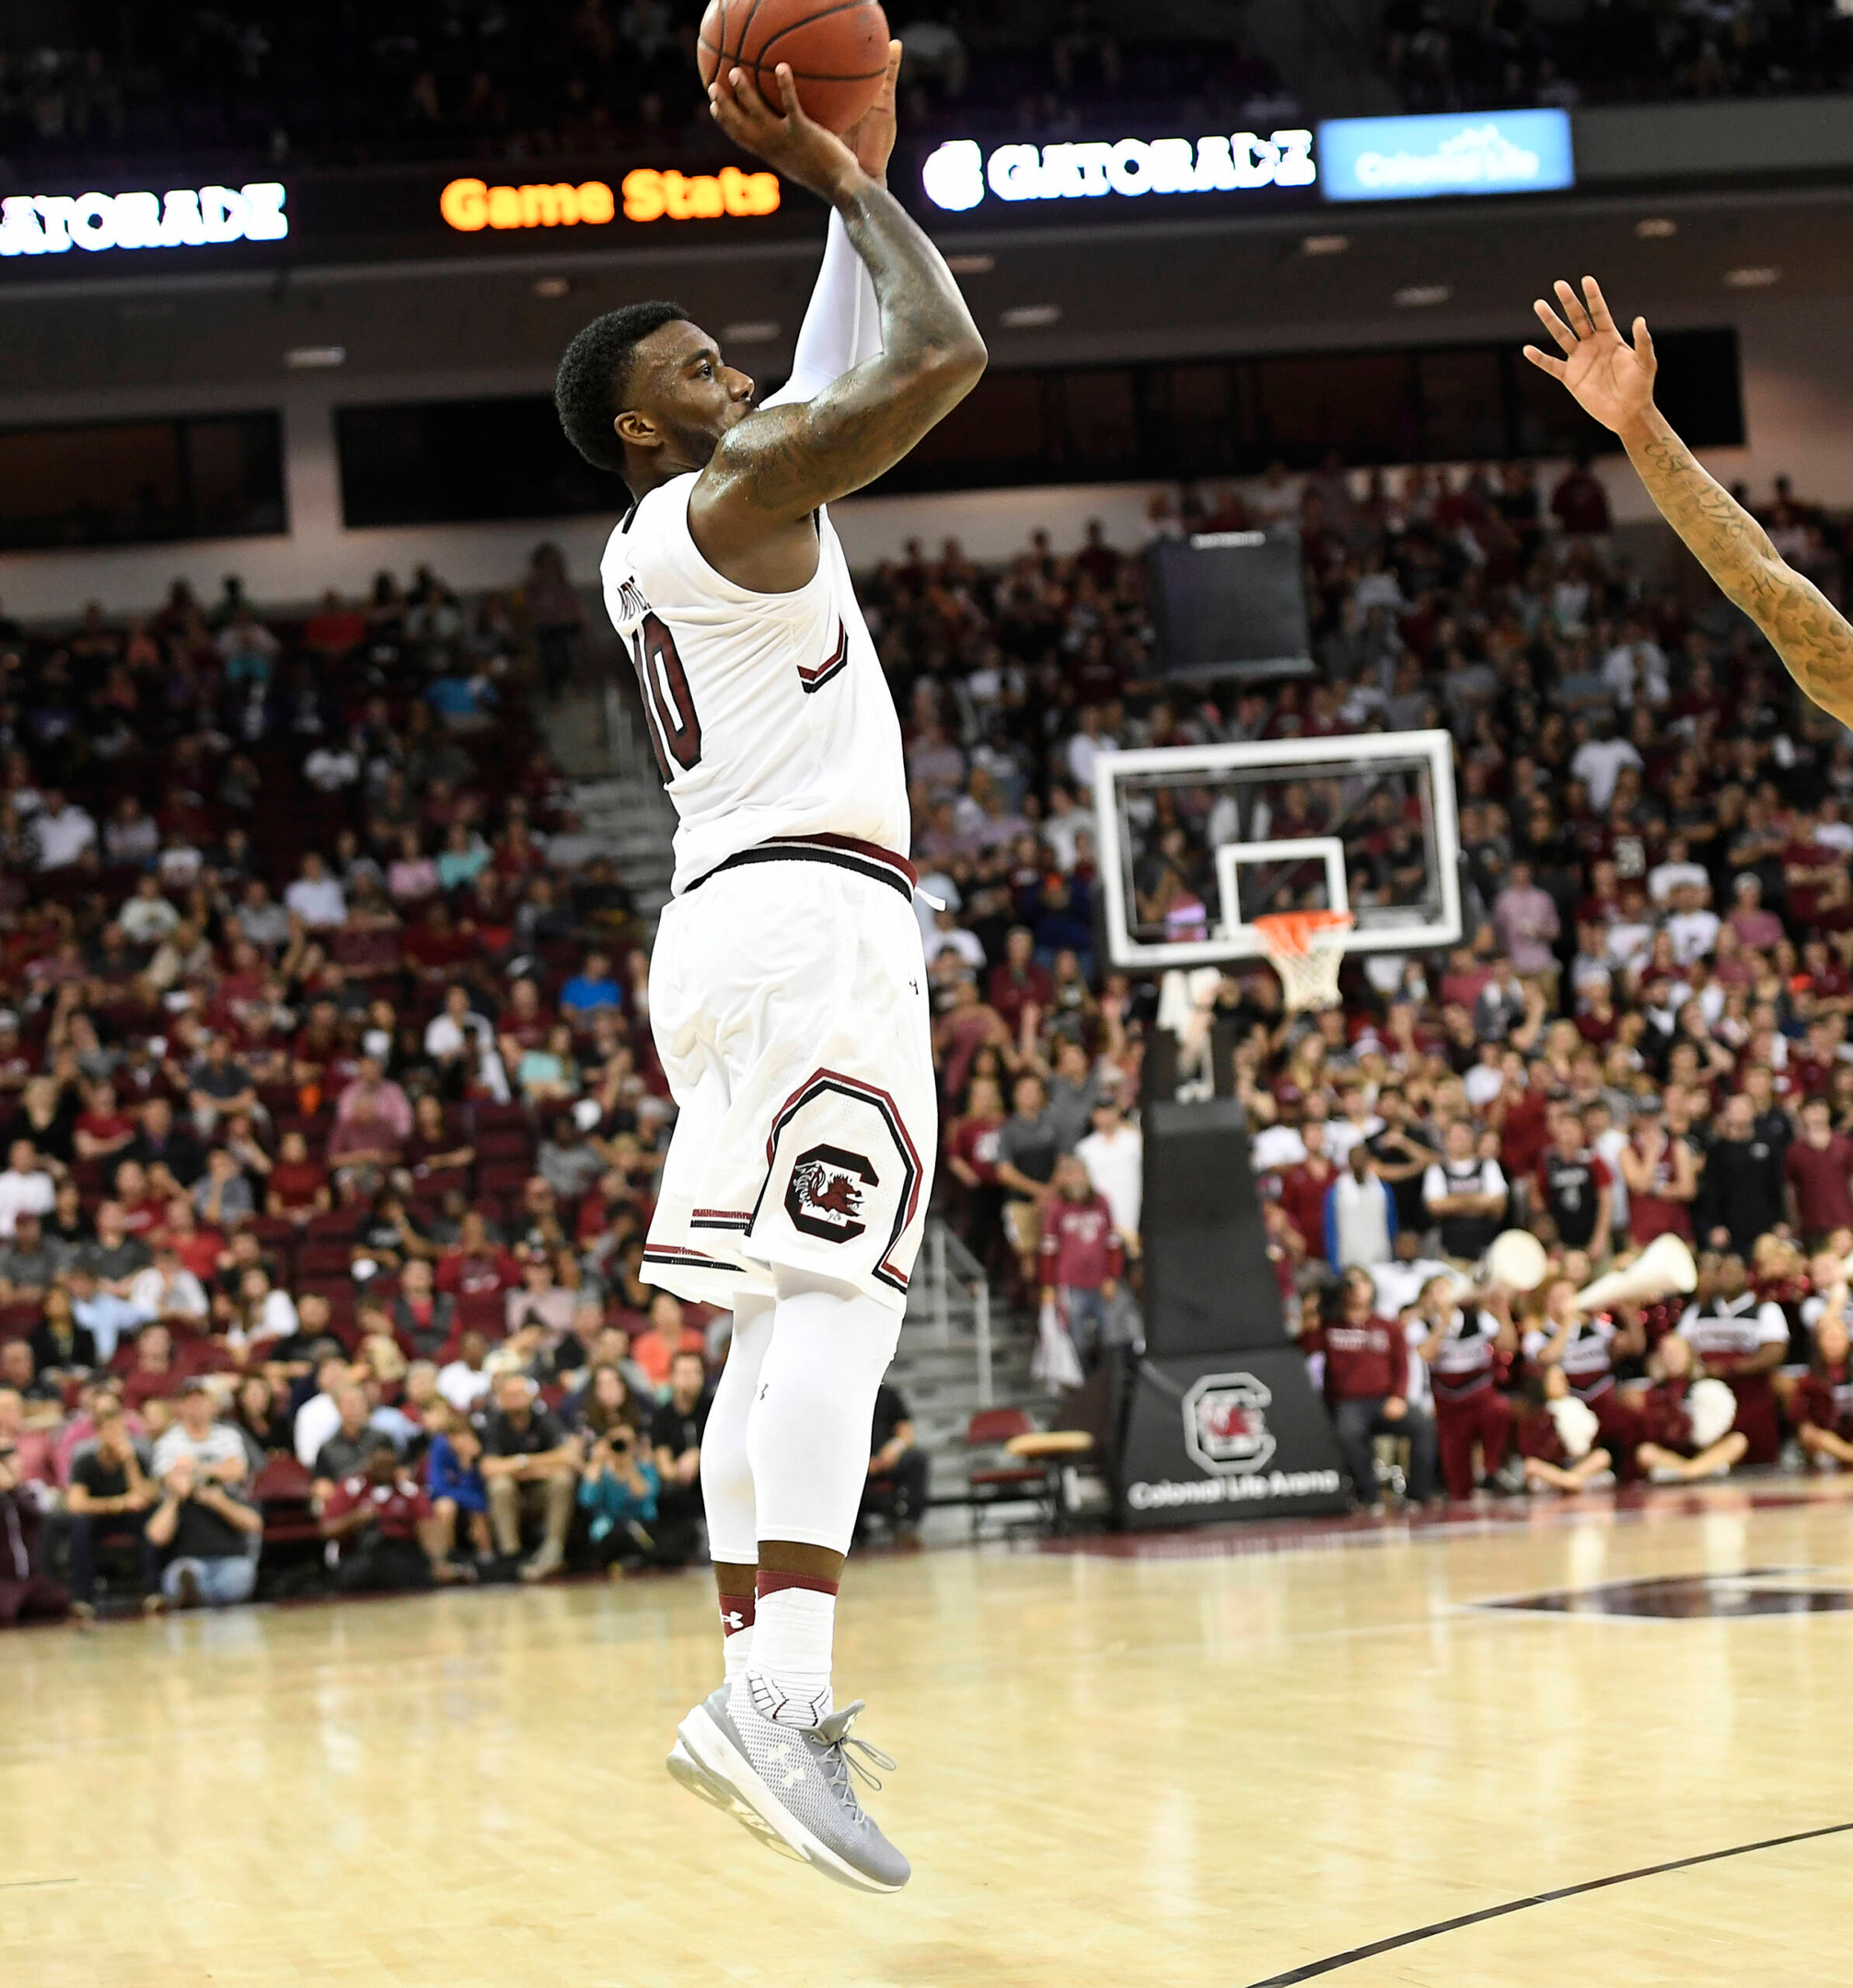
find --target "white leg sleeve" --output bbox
[748,1271,904,1555]
[699,1291,776,1566]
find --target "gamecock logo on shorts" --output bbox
[1181,1372,1277,1476]
[785,1143,879,1243]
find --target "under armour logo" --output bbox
[758,1383,770,1401]
[722,1610,745,1631]
[909,977,921,996]
[767,1740,804,1789]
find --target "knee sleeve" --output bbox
[699,1290,776,1566]
[747,1273,904,1556]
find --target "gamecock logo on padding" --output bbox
[785,1143,878,1243]
[1181,1372,1277,1476]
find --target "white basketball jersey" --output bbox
[599,471,909,896]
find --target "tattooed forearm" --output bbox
[709,180,985,517]
[1622,407,1853,725]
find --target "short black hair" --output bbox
[554,300,690,475]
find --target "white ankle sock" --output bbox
[723,1623,755,1682]
[746,1584,837,1728]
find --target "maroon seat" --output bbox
[252,1453,313,1504]
[0,1300,41,1341]
[964,1407,1047,1534]
[329,926,403,977]
[296,1240,356,1277]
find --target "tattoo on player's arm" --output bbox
[709,181,983,517]
[1627,419,1853,722]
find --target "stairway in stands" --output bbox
[887,1220,1048,1484]
[553,680,678,927]
[545,685,1054,1501]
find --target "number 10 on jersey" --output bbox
[628,611,701,780]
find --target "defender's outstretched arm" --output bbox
[694,64,986,537]
[1524,274,1853,729]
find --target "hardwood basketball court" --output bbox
[6,1482,1852,1988]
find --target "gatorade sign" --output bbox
[0,182,288,257]
[921,132,1316,212]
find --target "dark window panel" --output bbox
[1149,364,1245,477]
[0,414,283,550]
[876,371,1050,492]
[330,329,1744,520]
[1652,329,1744,450]
[1054,368,1140,474]
[1251,352,1416,469]
[1416,348,1507,462]
[336,399,612,527]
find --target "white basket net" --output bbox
[1254,911,1353,1012]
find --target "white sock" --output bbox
[745,1583,837,1728]
[723,1621,755,1683]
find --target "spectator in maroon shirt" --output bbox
[304,591,367,659]
[435,1210,519,1303]
[945,1074,1008,1275]
[318,1432,461,1591]
[1550,457,1612,537]
[1785,1098,1853,1244]
[1038,1154,1123,1371]
[121,1324,182,1413]
[1314,1266,1437,1509]
[987,926,1053,1038]
[1278,1119,1338,1262]
[1726,873,1784,953]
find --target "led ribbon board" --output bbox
[439,168,781,232]
[1315,110,1574,202]
[0,183,288,256]
[921,132,1316,212]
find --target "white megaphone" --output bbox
[1573,1233,1698,1316]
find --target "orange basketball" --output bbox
[699,0,891,134]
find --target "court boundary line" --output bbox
[1241,1820,1853,1986]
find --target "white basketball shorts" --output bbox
[642,837,937,1316]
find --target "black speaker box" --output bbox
[1141,1097,1287,1357]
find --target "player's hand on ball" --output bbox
[709,61,863,202]
[842,40,903,182]
[1523,275,1658,436]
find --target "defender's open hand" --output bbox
[1523,275,1658,437]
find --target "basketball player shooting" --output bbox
[553,49,984,1892]
[1524,275,1853,724]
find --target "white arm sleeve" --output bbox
[759,208,882,409]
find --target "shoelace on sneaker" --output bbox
[814,1701,898,1800]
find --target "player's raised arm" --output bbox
[758,43,898,410]
[691,62,986,551]
[1523,274,1853,729]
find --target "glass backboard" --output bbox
[1092,729,1462,971]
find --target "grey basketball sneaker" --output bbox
[667,1693,803,1864]
[679,1682,910,1893]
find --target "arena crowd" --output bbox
[3,442,1853,1618]
[896,451,1853,1508]
[0,557,926,1623]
